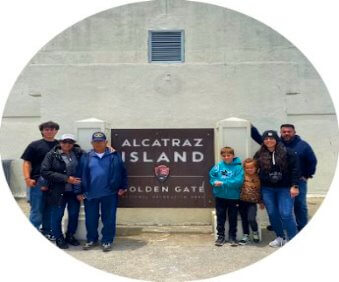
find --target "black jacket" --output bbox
[254,147,300,188]
[40,144,84,205]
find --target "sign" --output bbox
[111,129,215,208]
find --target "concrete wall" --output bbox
[1,0,338,200]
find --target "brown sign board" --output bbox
[111,129,215,208]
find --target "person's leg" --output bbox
[84,198,100,243]
[261,187,285,238]
[29,185,43,229]
[100,194,118,244]
[215,197,227,238]
[277,188,298,240]
[65,193,80,237]
[238,200,250,235]
[41,191,52,235]
[247,203,258,232]
[294,179,308,231]
[50,202,66,240]
[227,199,239,241]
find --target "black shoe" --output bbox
[229,239,238,247]
[40,229,56,241]
[65,234,80,246]
[215,236,225,246]
[266,225,273,231]
[56,237,69,249]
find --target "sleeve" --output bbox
[21,143,35,162]
[118,153,128,190]
[251,125,263,145]
[288,150,300,186]
[40,152,68,184]
[209,165,219,187]
[224,165,245,190]
[73,154,86,195]
[304,143,317,178]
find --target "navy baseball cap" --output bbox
[92,131,107,142]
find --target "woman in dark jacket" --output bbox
[254,130,300,247]
[40,134,83,249]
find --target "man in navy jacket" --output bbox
[75,131,127,252]
[251,124,317,231]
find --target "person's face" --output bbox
[60,139,74,152]
[244,162,256,175]
[263,137,277,150]
[41,127,58,139]
[91,140,107,152]
[280,127,296,142]
[221,153,234,164]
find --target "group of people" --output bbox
[22,121,127,252]
[21,120,316,251]
[210,124,317,248]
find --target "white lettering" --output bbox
[132,139,141,147]
[193,138,203,147]
[182,139,192,147]
[121,151,125,162]
[174,151,187,162]
[121,139,131,147]
[172,138,181,147]
[130,152,139,162]
[156,152,170,162]
[192,151,204,162]
[143,152,153,162]
[152,139,161,147]
[161,138,170,146]
[141,139,150,146]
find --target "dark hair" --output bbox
[256,142,288,173]
[39,121,60,131]
[280,124,295,130]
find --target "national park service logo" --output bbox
[154,165,170,182]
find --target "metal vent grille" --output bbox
[149,31,184,62]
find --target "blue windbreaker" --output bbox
[209,157,244,200]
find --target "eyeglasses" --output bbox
[61,140,75,144]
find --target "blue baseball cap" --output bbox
[92,131,107,142]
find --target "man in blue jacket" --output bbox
[279,124,317,231]
[75,132,127,252]
[251,124,317,231]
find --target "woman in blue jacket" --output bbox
[209,146,244,247]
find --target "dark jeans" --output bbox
[262,186,297,240]
[29,184,51,233]
[294,179,308,231]
[215,197,239,240]
[50,192,80,239]
[239,200,258,234]
[84,194,118,244]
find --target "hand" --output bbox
[118,189,127,196]
[67,176,81,185]
[40,186,48,191]
[214,181,223,187]
[290,186,299,198]
[76,194,85,201]
[259,203,265,210]
[25,178,36,187]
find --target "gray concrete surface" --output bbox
[16,196,324,281]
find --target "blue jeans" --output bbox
[29,184,52,232]
[51,192,80,239]
[294,179,308,231]
[262,186,297,240]
[84,194,118,244]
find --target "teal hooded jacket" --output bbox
[209,157,244,200]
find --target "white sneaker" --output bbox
[269,237,285,248]
[239,234,249,245]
